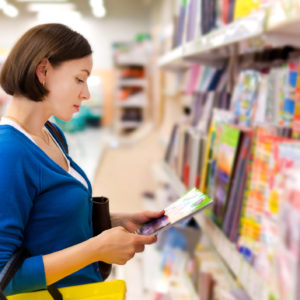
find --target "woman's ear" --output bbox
[36,58,49,86]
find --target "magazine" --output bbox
[135,188,212,236]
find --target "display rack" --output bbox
[158,10,266,70]
[157,161,279,300]
[115,92,147,108]
[112,40,152,135]
[117,78,147,88]
[150,162,239,299]
[117,120,143,130]
[113,62,149,133]
[154,3,300,299]
[158,4,300,70]
[158,46,190,71]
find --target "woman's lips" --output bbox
[73,105,80,112]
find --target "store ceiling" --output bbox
[8,0,102,17]
[7,0,152,18]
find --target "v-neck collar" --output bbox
[0,123,92,194]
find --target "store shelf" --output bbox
[158,6,300,71]
[116,101,147,108]
[118,121,142,129]
[158,162,280,300]
[113,51,150,135]
[117,78,147,87]
[158,10,266,70]
[184,10,266,67]
[158,46,190,71]
[115,57,147,67]
[195,214,278,300]
[116,92,147,108]
[158,6,300,70]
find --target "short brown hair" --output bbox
[0,23,92,102]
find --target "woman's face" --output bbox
[44,55,93,121]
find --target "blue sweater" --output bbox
[0,124,102,295]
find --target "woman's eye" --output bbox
[76,78,84,83]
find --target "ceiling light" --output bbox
[2,2,19,18]
[92,6,106,18]
[0,0,6,10]
[37,10,81,24]
[27,2,75,12]
[89,0,106,18]
[16,0,68,2]
[89,0,103,10]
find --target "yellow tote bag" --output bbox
[7,280,126,300]
[1,247,125,300]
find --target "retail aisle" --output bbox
[93,129,164,213]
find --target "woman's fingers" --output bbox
[135,210,165,224]
[94,227,158,265]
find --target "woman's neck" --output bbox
[4,95,51,136]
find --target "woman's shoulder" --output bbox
[0,125,33,156]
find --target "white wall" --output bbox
[0,0,152,69]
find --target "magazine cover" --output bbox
[230,70,261,127]
[212,123,240,226]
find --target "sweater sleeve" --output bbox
[0,144,46,295]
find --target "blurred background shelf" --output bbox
[117,121,143,129]
[116,92,148,108]
[158,46,190,71]
[113,40,151,136]
[116,101,147,108]
[117,78,147,87]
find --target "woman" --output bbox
[0,23,163,295]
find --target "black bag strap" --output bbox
[0,248,29,294]
[0,248,62,300]
[45,121,68,154]
[47,285,63,300]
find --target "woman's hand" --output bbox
[110,210,165,232]
[43,226,157,285]
[90,226,157,265]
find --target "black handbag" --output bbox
[92,197,112,281]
